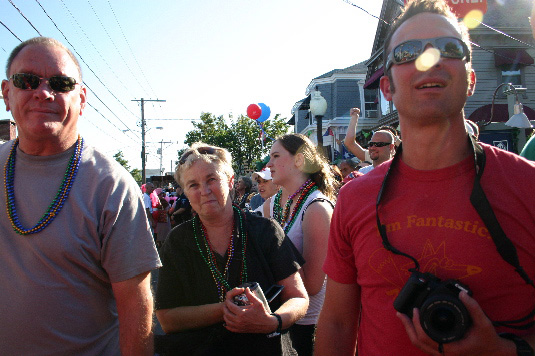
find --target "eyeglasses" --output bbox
[386,37,470,70]
[10,73,79,92]
[368,141,391,148]
[179,146,217,165]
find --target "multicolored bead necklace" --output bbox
[192,205,248,302]
[273,179,318,233]
[4,136,84,235]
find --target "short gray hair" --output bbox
[175,142,233,187]
[6,37,82,80]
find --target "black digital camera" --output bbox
[393,271,473,343]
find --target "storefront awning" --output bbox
[363,67,384,89]
[494,49,534,67]
[287,115,295,125]
[468,104,535,123]
[297,95,311,110]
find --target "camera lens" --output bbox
[429,306,457,333]
[420,296,471,343]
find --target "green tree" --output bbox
[182,112,289,174]
[114,151,142,185]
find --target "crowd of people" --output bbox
[1,0,535,355]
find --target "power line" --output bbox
[0,19,22,42]
[472,20,534,49]
[7,0,42,36]
[341,0,390,25]
[84,0,152,96]
[33,0,140,128]
[106,0,160,100]
[58,0,132,94]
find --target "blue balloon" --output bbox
[257,103,271,123]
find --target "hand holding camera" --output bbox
[394,271,472,344]
[397,289,517,356]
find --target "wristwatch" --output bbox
[267,313,282,338]
[499,333,534,356]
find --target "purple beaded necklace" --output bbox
[4,136,84,235]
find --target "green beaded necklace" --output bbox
[192,205,248,302]
[4,136,84,235]
[273,179,318,233]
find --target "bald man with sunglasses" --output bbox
[358,130,396,175]
[0,37,161,355]
[316,1,535,355]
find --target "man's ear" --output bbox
[467,70,476,97]
[380,75,393,101]
[78,85,87,116]
[1,79,11,111]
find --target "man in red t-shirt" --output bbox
[315,1,535,355]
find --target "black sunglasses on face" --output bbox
[386,36,470,70]
[179,147,217,165]
[368,141,391,148]
[10,73,79,92]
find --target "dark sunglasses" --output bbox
[179,146,217,165]
[368,141,391,148]
[386,36,470,70]
[10,73,79,92]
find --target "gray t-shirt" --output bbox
[0,139,162,355]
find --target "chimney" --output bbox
[0,120,16,142]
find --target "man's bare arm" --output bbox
[315,278,361,356]
[112,271,154,356]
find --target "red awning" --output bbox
[468,104,535,123]
[494,49,534,67]
[363,67,384,89]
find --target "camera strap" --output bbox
[376,135,535,329]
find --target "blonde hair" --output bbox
[276,134,338,201]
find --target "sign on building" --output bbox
[404,0,487,18]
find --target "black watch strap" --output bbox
[499,333,534,356]
[267,313,282,338]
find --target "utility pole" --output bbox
[157,139,173,175]
[132,98,166,183]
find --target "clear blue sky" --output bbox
[0,0,383,172]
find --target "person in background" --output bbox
[234,175,253,209]
[357,130,396,175]
[330,164,343,185]
[155,189,172,248]
[250,167,278,217]
[266,133,337,356]
[169,185,192,227]
[338,158,359,178]
[344,107,371,163]
[356,161,371,170]
[315,1,535,355]
[249,188,265,211]
[143,182,156,233]
[0,36,160,355]
[155,142,308,355]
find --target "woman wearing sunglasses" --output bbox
[155,142,308,356]
[266,134,337,355]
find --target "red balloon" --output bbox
[247,104,262,120]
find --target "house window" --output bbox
[501,67,522,86]
[380,90,393,116]
[364,89,378,118]
[499,65,526,98]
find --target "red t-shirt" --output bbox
[324,144,535,355]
